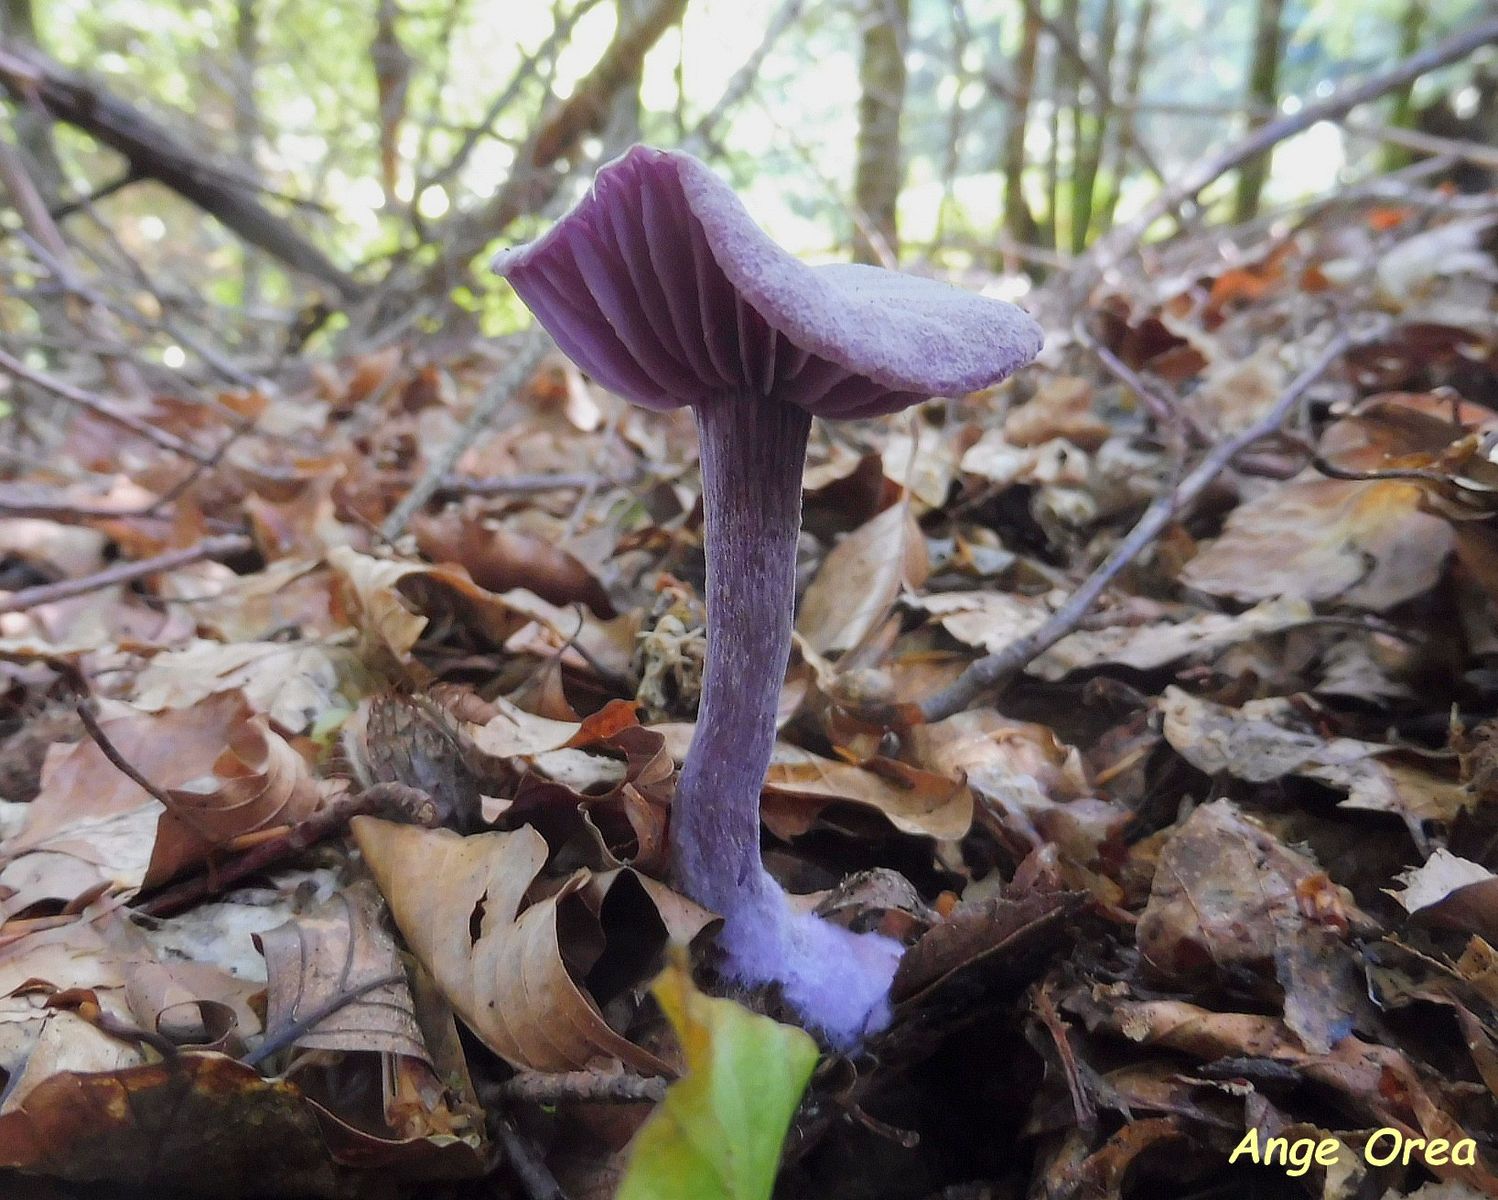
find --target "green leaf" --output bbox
[617,951,819,1200]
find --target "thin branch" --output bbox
[0,345,217,465]
[493,1120,570,1200]
[1342,114,1498,172]
[76,701,178,807]
[242,970,407,1068]
[414,0,604,201]
[1086,18,1498,275]
[138,783,437,919]
[433,471,597,499]
[0,46,363,299]
[918,328,1361,721]
[0,533,252,615]
[684,0,806,153]
[381,328,551,539]
[491,1068,668,1105]
[0,134,146,400]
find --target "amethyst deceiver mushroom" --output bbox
[493,145,1041,1049]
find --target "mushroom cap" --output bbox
[493,145,1042,419]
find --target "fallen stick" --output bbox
[138,782,437,918]
[0,533,252,615]
[918,328,1358,722]
[381,328,551,539]
[242,970,406,1069]
[0,345,215,465]
[1085,18,1498,277]
[489,1068,668,1106]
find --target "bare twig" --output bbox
[76,701,178,807]
[0,533,252,615]
[491,1068,668,1105]
[684,0,805,153]
[138,782,438,918]
[1074,316,1205,454]
[414,0,605,201]
[432,471,596,499]
[919,329,1359,721]
[381,328,551,539]
[0,134,146,400]
[1086,18,1498,276]
[494,1119,571,1200]
[0,46,364,299]
[0,345,217,465]
[1342,115,1498,173]
[242,970,407,1068]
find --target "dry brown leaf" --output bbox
[2,691,324,905]
[1003,376,1110,450]
[892,887,1083,1010]
[1392,850,1498,938]
[1074,994,1498,1195]
[166,559,342,643]
[327,545,532,662]
[457,691,587,759]
[352,816,667,1074]
[254,881,428,1061]
[413,507,615,616]
[764,745,972,840]
[1137,799,1370,1053]
[907,711,1113,862]
[1160,687,1473,825]
[912,590,1051,654]
[132,639,352,733]
[1184,348,1285,436]
[654,724,972,841]
[797,503,929,655]
[1033,598,1316,679]
[1180,477,1454,610]
[0,1050,338,1195]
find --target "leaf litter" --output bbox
[0,195,1496,1199]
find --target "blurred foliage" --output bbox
[0,0,1488,351]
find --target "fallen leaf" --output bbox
[616,951,817,1200]
[352,817,667,1073]
[132,639,352,733]
[1180,477,1454,611]
[254,881,427,1061]
[1160,688,1473,826]
[797,503,929,655]
[0,1050,338,1196]
[3,691,324,904]
[1003,376,1110,450]
[1136,799,1370,1052]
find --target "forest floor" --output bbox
[1,179,1497,1200]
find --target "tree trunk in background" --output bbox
[1069,0,1116,252]
[1,0,65,202]
[852,0,909,265]
[1382,0,1426,171]
[1002,6,1041,253]
[234,0,263,312]
[602,0,648,158]
[1042,0,1080,252]
[1231,0,1287,222]
[372,0,411,208]
[1096,0,1154,231]
[933,0,970,249]
[0,48,364,298]
[403,0,685,310]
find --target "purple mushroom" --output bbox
[493,145,1041,1049]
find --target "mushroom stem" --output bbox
[674,390,901,1050]
[673,390,811,914]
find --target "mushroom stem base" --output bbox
[717,875,902,1051]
